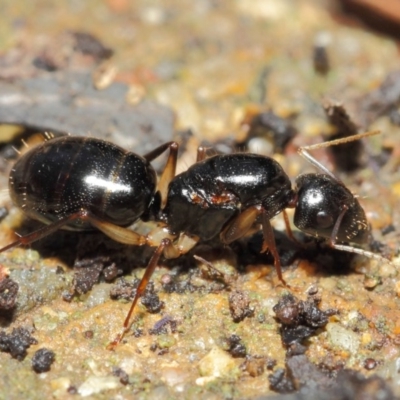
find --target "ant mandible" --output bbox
[0,130,387,349]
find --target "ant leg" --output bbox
[261,211,286,286]
[298,130,380,179]
[327,205,348,248]
[108,238,172,350]
[108,233,199,349]
[146,225,199,258]
[282,210,301,245]
[220,206,287,285]
[220,205,262,243]
[144,142,179,209]
[163,233,199,258]
[142,141,178,163]
[196,146,207,162]
[326,206,394,264]
[87,215,147,245]
[0,211,86,253]
[193,254,222,275]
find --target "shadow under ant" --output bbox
[12,218,360,296]
[0,309,16,327]
[235,229,359,278]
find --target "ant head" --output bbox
[293,173,370,245]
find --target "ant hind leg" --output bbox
[0,211,86,253]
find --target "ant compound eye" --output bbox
[316,211,333,229]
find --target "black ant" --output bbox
[0,130,389,349]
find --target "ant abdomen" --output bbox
[294,173,369,245]
[9,136,157,230]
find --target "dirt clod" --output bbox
[229,290,254,323]
[273,293,336,346]
[149,316,177,335]
[226,334,247,358]
[110,278,163,313]
[0,327,37,360]
[241,356,274,377]
[110,277,138,301]
[112,367,129,385]
[140,282,164,313]
[32,348,55,373]
[0,277,19,310]
[268,368,295,394]
[72,256,111,295]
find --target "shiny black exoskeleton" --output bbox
[155,150,371,275]
[163,153,295,241]
[294,173,369,245]
[1,135,178,253]
[10,136,157,230]
[0,132,379,349]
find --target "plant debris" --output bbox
[323,102,364,172]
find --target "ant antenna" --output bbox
[332,243,395,265]
[298,130,380,179]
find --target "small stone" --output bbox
[326,323,360,353]
[198,346,236,379]
[364,275,381,290]
[78,376,120,397]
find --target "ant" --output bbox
[0,130,389,349]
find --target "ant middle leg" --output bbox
[108,238,171,349]
[108,231,199,349]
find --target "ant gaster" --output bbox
[0,130,387,348]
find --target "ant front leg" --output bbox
[144,142,179,209]
[220,205,286,286]
[324,206,391,264]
